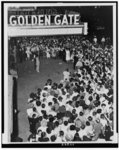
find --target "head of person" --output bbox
[47,79,52,85]
[52,83,58,90]
[39,116,43,121]
[81,124,85,130]
[89,96,93,102]
[86,121,90,126]
[41,103,46,109]
[48,102,53,107]
[94,100,100,107]
[41,110,46,115]
[49,116,54,122]
[42,93,47,97]
[80,95,84,100]
[59,130,64,137]
[54,121,59,127]
[72,109,76,114]
[36,100,41,107]
[88,116,93,122]
[32,113,36,119]
[109,106,113,113]
[58,83,63,89]
[46,128,51,134]
[79,111,84,116]
[92,111,97,116]
[66,68,69,72]
[50,135,56,142]
[29,92,35,99]
[64,121,68,126]
[97,108,102,114]
[53,97,58,103]
[33,107,36,112]
[100,114,105,119]
[41,132,46,138]
[74,132,80,138]
[58,96,63,102]
[75,101,80,108]
[70,125,76,131]
[101,103,106,109]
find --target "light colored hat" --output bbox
[41,119,47,127]
[85,99,90,105]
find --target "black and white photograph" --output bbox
[1,1,119,148]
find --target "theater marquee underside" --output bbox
[8,24,88,37]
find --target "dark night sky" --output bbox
[37,6,113,37]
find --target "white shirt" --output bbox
[78,129,87,140]
[77,69,82,75]
[47,95,54,103]
[70,92,78,99]
[100,118,107,127]
[101,37,105,42]
[63,71,70,81]
[65,130,76,141]
[100,86,108,94]
[27,108,33,118]
[93,37,97,43]
[76,60,83,67]
[35,106,42,115]
[85,125,94,135]
[53,126,61,136]
[75,106,83,115]
[55,136,63,142]
[66,104,73,112]
[100,96,106,104]
[59,124,69,136]
[44,85,51,90]
[57,89,62,96]
[63,116,69,122]
[61,94,67,103]
[28,98,33,103]
[48,110,57,116]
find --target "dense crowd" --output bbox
[8,35,112,70]
[26,35,114,142]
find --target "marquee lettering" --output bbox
[9,14,80,26]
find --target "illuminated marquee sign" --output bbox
[8,13,88,36]
[9,14,81,26]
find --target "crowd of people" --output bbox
[26,35,114,142]
[8,35,112,72]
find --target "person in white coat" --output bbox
[65,49,70,62]
[36,53,40,73]
[46,47,50,58]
